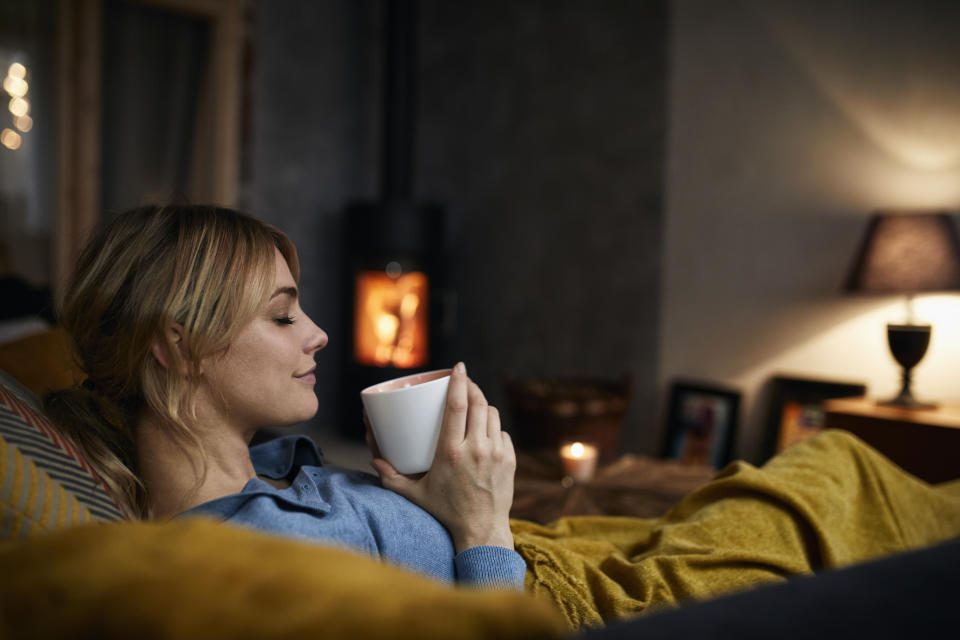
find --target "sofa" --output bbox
[2,330,959,639]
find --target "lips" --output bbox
[294,366,316,384]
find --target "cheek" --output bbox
[235,335,283,367]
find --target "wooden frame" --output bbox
[661,380,741,469]
[762,375,867,461]
[53,0,243,303]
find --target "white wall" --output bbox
[662,0,960,462]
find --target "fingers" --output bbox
[486,405,501,439]
[371,457,416,496]
[363,411,382,458]
[501,430,516,468]
[466,381,488,441]
[438,362,507,446]
[439,362,468,447]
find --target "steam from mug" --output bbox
[360,369,452,474]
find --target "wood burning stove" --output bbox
[340,0,450,438]
[342,201,448,432]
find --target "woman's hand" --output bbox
[370,362,517,553]
[363,411,381,460]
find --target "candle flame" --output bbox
[570,442,585,458]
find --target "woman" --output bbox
[45,205,960,626]
[45,204,523,588]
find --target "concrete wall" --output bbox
[248,0,960,460]
[417,1,667,454]
[663,0,960,462]
[250,0,668,453]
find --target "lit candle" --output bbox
[559,441,598,483]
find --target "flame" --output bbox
[375,312,400,344]
[354,269,428,368]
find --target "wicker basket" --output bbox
[503,376,630,462]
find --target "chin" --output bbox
[295,399,319,422]
[287,388,319,419]
[265,397,318,427]
[273,409,318,428]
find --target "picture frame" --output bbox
[761,376,867,461]
[661,380,741,469]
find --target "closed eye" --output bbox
[274,315,296,326]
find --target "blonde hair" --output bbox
[43,205,299,518]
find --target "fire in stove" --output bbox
[354,266,429,368]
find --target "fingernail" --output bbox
[455,362,465,374]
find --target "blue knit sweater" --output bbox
[179,435,527,589]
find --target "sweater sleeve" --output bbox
[453,546,527,590]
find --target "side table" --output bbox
[511,450,715,524]
[822,397,960,484]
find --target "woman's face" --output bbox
[200,249,328,434]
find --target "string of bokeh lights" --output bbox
[2,62,32,151]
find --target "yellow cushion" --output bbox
[0,375,124,536]
[0,433,97,538]
[0,328,81,397]
[0,518,567,639]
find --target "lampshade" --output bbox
[844,210,960,409]
[844,212,960,294]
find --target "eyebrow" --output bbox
[270,286,298,300]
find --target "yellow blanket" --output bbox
[512,430,960,629]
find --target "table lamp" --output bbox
[844,211,960,408]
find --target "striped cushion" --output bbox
[1,375,124,538]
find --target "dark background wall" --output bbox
[250,0,668,454]
[5,0,959,463]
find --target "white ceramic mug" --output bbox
[360,368,452,474]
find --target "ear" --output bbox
[150,323,189,374]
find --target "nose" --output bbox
[303,314,328,354]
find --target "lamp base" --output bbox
[879,324,936,410]
[877,393,937,410]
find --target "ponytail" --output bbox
[43,381,147,519]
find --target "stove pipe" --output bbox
[381,0,416,200]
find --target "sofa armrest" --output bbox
[0,518,566,640]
